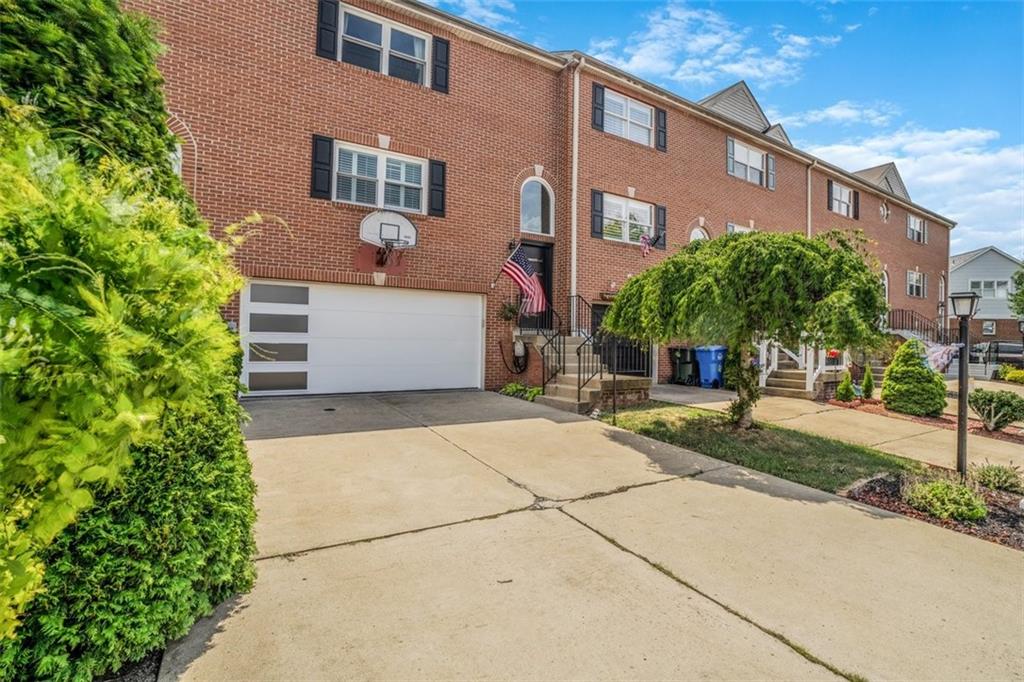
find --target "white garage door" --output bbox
[241,280,484,395]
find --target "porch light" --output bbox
[1018,319,1024,335]
[949,291,980,319]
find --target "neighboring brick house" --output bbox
[135,0,955,396]
[948,246,1022,340]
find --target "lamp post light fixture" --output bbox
[950,291,981,477]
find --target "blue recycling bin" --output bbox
[695,345,727,388]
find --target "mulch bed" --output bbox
[827,398,1024,448]
[846,475,1024,551]
[98,650,162,682]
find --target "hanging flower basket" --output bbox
[499,300,519,321]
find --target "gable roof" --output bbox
[699,81,771,133]
[764,123,791,146]
[853,162,911,201]
[949,246,1023,271]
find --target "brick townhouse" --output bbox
[135,0,955,397]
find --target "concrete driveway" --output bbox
[160,391,1024,681]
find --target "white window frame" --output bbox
[519,176,554,236]
[601,193,654,245]
[970,279,1010,299]
[689,227,709,242]
[907,270,926,298]
[906,214,926,243]
[831,181,853,218]
[339,4,431,88]
[726,223,755,235]
[332,141,426,215]
[602,89,654,147]
[729,139,766,186]
[981,320,997,336]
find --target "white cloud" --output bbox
[868,6,879,16]
[772,100,902,128]
[588,1,841,89]
[803,128,1024,257]
[429,0,517,29]
[845,23,862,32]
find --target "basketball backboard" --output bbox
[359,211,418,248]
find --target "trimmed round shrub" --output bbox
[967,388,1024,432]
[903,478,987,522]
[972,461,1023,493]
[881,339,948,416]
[0,386,257,681]
[835,371,856,402]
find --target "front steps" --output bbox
[762,353,888,400]
[523,334,652,413]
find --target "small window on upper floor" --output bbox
[603,89,654,146]
[334,141,425,214]
[727,223,755,235]
[602,193,653,245]
[830,181,856,218]
[906,214,927,243]
[340,6,429,87]
[727,138,775,190]
[970,279,1010,299]
[520,178,553,235]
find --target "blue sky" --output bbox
[431,0,1024,258]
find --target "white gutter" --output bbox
[570,57,583,311]
[806,160,818,237]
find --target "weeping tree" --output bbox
[602,231,887,428]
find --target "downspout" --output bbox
[806,160,818,238]
[570,57,584,315]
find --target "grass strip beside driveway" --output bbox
[604,402,923,493]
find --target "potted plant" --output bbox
[499,299,519,321]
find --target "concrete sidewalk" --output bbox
[160,391,1024,681]
[653,384,1023,469]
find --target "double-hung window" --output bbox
[907,270,926,298]
[970,280,1010,299]
[602,194,653,244]
[340,6,429,87]
[729,140,766,186]
[603,90,654,146]
[831,181,854,218]
[907,214,926,243]
[335,143,424,213]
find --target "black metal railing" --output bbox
[599,334,652,376]
[519,305,564,394]
[887,308,941,343]
[570,296,602,403]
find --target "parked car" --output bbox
[968,341,1023,367]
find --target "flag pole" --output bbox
[490,239,521,287]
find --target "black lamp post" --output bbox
[950,291,981,477]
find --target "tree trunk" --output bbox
[735,343,755,429]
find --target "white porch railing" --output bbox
[759,341,849,393]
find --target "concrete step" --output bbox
[534,393,590,414]
[542,381,602,402]
[765,377,809,391]
[762,386,815,400]
[769,369,807,381]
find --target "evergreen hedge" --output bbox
[0,386,256,681]
[881,339,948,416]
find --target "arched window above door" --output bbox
[690,227,709,242]
[520,177,553,235]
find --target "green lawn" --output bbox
[604,402,923,493]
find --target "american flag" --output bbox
[501,245,547,314]
[640,233,652,257]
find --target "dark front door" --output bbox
[591,304,651,376]
[518,243,553,331]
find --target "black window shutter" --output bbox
[655,108,667,152]
[431,36,450,94]
[428,160,446,217]
[826,179,834,212]
[655,205,667,250]
[853,190,860,220]
[316,0,339,60]
[591,190,603,238]
[726,137,735,175]
[310,134,333,199]
[766,154,776,190]
[591,83,605,131]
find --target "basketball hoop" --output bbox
[375,238,409,267]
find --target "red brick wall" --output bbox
[134,0,568,390]
[135,0,951,390]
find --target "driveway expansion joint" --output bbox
[557,506,863,682]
